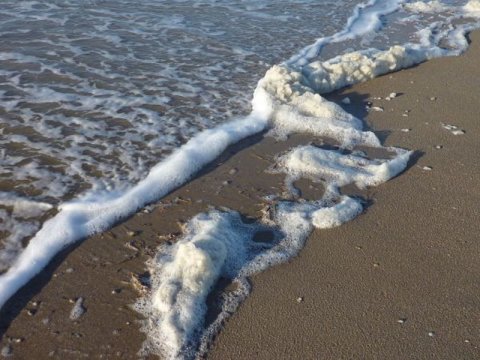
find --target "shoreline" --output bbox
[1,31,480,359]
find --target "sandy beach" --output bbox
[1,29,479,360]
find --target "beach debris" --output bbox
[442,123,465,135]
[400,128,411,132]
[158,232,178,243]
[174,197,192,204]
[430,96,437,101]
[124,240,140,252]
[26,309,36,316]
[222,180,231,186]
[69,297,86,321]
[1,345,12,357]
[296,297,304,303]
[373,262,380,267]
[434,145,443,149]
[370,106,384,112]
[126,230,137,237]
[111,288,122,295]
[130,272,150,295]
[65,267,74,274]
[428,331,436,337]
[341,97,351,105]
[464,339,470,343]
[422,166,433,171]
[397,318,407,324]
[228,168,238,175]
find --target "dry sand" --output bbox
[1,31,479,359]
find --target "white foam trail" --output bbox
[134,211,257,359]
[276,145,411,196]
[0,101,271,309]
[286,0,405,67]
[300,44,441,94]
[138,143,412,360]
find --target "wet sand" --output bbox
[1,31,480,359]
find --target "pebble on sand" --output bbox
[442,123,465,135]
[385,92,397,101]
[69,297,86,321]
[296,297,304,303]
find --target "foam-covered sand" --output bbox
[1,29,480,359]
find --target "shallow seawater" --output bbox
[0,0,361,270]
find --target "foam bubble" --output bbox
[276,145,411,196]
